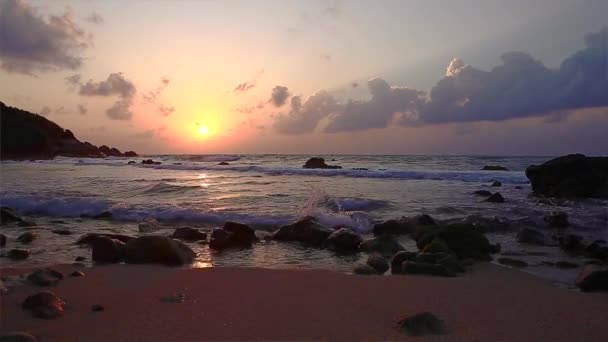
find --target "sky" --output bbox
[1,0,607,155]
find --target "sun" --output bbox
[198,125,209,135]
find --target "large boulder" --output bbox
[526,154,608,198]
[485,192,505,203]
[6,248,30,260]
[416,224,494,261]
[271,216,333,246]
[373,214,436,236]
[390,251,417,274]
[171,227,207,242]
[92,237,125,263]
[223,222,259,245]
[366,254,389,274]
[325,228,362,253]
[22,291,65,319]
[360,235,405,257]
[302,157,342,169]
[123,235,196,265]
[516,228,547,245]
[76,233,134,246]
[124,151,138,157]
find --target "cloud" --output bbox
[134,129,156,139]
[84,12,103,25]
[0,0,91,75]
[73,72,136,120]
[77,103,87,115]
[159,104,175,117]
[233,69,264,94]
[270,86,290,107]
[65,73,81,87]
[272,27,608,134]
[40,106,51,116]
[142,77,170,104]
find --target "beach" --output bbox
[2,263,608,341]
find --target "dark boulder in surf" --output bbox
[124,151,138,157]
[576,267,608,292]
[22,291,66,319]
[526,154,608,198]
[76,233,134,246]
[482,165,508,171]
[91,237,125,263]
[360,235,405,257]
[271,216,333,246]
[141,159,161,165]
[325,228,362,253]
[123,235,195,265]
[415,224,494,261]
[209,222,258,250]
[544,211,569,228]
[367,253,389,274]
[171,227,207,242]
[516,228,547,245]
[0,207,22,224]
[302,157,342,169]
[373,214,436,236]
[16,232,37,244]
[390,251,417,274]
[218,162,230,165]
[6,248,30,260]
[486,192,505,203]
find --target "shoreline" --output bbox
[2,263,608,341]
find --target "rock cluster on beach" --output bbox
[0,102,137,160]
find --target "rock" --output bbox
[1,207,22,224]
[218,161,230,165]
[138,218,161,233]
[141,159,162,165]
[92,211,112,220]
[209,228,232,250]
[27,269,63,286]
[92,237,125,263]
[223,221,259,245]
[482,165,508,171]
[91,304,104,312]
[0,332,38,342]
[6,248,30,260]
[22,291,65,319]
[390,251,417,274]
[16,232,37,244]
[544,211,569,228]
[302,157,342,169]
[486,192,505,203]
[576,267,608,292]
[555,261,579,269]
[426,224,494,261]
[558,234,584,254]
[325,228,362,253]
[0,234,6,247]
[491,181,502,187]
[353,264,378,275]
[51,229,72,235]
[526,154,608,198]
[70,271,84,277]
[397,312,448,336]
[473,190,492,196]
[271,216,333,246]
[367,254,389,274]
[76,233,134,246]
[124,151,138,157]
[497,257,528,268]
[421,239,453,255]
[586,242,608,260]
[360,235,405,257]
[373,214,436,236]
[128,161,136,165]
[123,235,196,265]
[171,227,207,242]
[401,261,455,277]
[516,228,547,245]
[352,168,369,171]
[75,256,86,261]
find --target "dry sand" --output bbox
[1,263,608,341]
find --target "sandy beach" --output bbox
[2,263,608,341]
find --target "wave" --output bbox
[141,182,201,194]
[144,163,529,184]
[0,194,374,232]
[182,155,242,162]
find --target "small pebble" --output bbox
[91,304,104,312]
[70,271,84,277]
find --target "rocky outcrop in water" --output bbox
[373,214,436,236]
[0,102,136,159]
[271,216,334,246]
[526,154,608,198]
[482,165,508,171]
[325,228,362,253]
[209,222,258,250]
[172,227,207,242]
[302,157,342,169]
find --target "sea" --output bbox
[1,155,607,286]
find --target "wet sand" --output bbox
[1,263,608,341]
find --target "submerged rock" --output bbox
[27,269,63,287]
[218,161,230,165]
[171,227,207,242]
[491,181,502,187]
[302,157,342,169]
[485,192,505,203]
[22,291,66,319]
[6,248,30,260]
[271,216,333,246]
[397,312,448,336]
[92,237,125,263]
[123,235,196,265]
[367,254,389,274]
[360,235,405,257]
[544,211,569,228]
[526,154,608,198]
[516,228,547,245]
[325,228,362,253]
[482,165,508,171]
[497,257,528,268]
[16,232,37,244]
